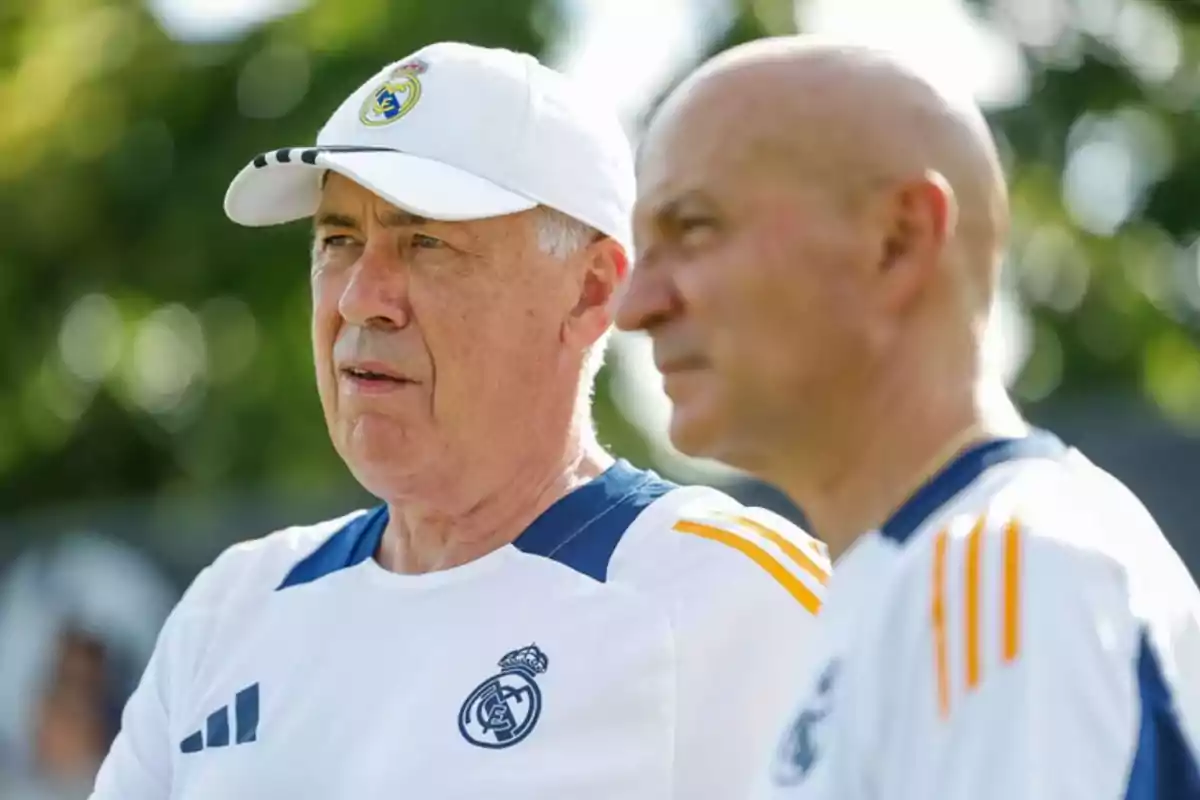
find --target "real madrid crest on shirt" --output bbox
[772,660,840,786]
[458,644,549,749]
[360,60,426,127]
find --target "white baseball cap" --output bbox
[224,41,634,252]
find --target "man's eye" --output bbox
[676,217,718,246]
[678,217,715,235]
[322,235,357,249]
[411,233,446,249]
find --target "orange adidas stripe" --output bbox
[964,516,986,692]
[1002,519,1022,664]
[932,528,950,719]
[673,521,822,614]
[732,515,830,586]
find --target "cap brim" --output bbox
[224,147,539,227]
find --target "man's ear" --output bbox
[565,237,628,347]
[574,237,628,317]
[877,171,956,308]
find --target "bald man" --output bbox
[617,37,1200,800]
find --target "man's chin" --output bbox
[667,409,722,462]
[668,409,773,475]
[347,458,420,502]
[337,422,413,474]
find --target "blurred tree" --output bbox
[970,0,1200,427]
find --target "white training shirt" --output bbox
[764,431,1200,800]
[90,460,829,800]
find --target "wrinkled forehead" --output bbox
[315,171,390,216]
[636,92,757,218]
[313,172,533,249]
[635,110,853,246]
[644,78,748,170]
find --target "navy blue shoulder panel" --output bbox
[277,505,388,590]
[1124,629,1200,799]
[513,459,677,582]
[277,461,676,590]
[881,431,1067,545]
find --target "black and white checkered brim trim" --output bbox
[250,145,404,169]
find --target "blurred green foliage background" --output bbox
[1,4,1197,790]
[1,0,1198,527]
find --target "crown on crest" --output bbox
[498,644,549,676]
[390,59,428,78]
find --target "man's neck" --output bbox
[378,434,614,575]
[780,377,1027,563]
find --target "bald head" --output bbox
[617,36,1014,471]
[640,37,1008,303]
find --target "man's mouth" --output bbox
[657,356,709,375]
[339,363,416,385]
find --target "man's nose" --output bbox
[338,241,412,330]
[614,265,678,333]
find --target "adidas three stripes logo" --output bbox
[180,683,260,753]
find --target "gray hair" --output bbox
[534,207,610,391]
[534,206,597,259]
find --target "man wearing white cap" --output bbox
[88,42,829,800]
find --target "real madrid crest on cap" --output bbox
[458,644,549,749]
[359,59,427,127]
